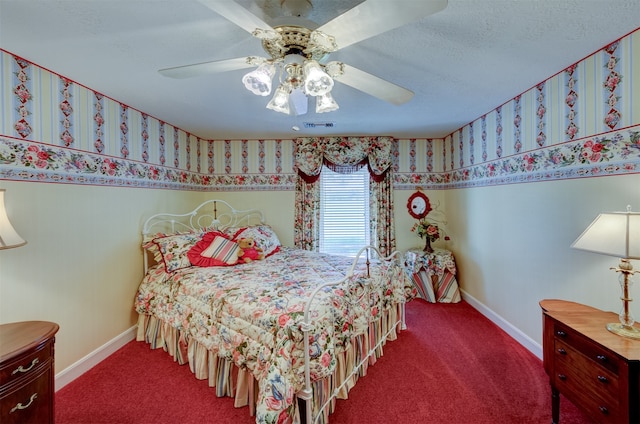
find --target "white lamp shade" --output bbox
[289,87,308,116]
[571,209,640,259]
[242,62,275,96]
[316,92,339,113]
[303,60,334,96]
[0,189,26,249]
[266,84,291,114]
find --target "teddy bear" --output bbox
[236,237,264,263]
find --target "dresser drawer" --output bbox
[554,338,620,407]
[553,322,619,375]
[1,322,59,424]
[0,341,52,389]
[0,364,53,424]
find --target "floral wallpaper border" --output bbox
[0,136,294,191]
[394,126,640,190]
[2,125,638,191]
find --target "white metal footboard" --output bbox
[297,246,406,424]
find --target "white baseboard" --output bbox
[461,290,543,360]
[55,325,137,391]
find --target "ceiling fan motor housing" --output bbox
[262,25,331,61]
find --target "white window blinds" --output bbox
[319,165,370,256]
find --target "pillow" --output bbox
[188,231,240,267]
[229,225,281,257]
[143,230,197,265]
[152,232,203,272]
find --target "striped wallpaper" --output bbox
[1,28,638,190]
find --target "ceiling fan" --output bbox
[159,0,448,115]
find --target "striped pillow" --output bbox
[188,231,240,267]
[200,236,240,264]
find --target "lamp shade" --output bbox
[0,189,26,249]
[316,92,339,113]
[303,60,334,96]
[242,62,275,96]
[266,84,291,114]
[571,207,640,259]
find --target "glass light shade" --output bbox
[0,189,26,249]
[316,92,339,113]
[571,208,640,259]
[242,62,275,96]
[266,84,291,114]
[303,60,334,96]
[289,87,308,116]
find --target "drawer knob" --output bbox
[557,374,566,381]
[556,330,567,337]
[9,393,38,414]
[597,375,609,383]
[11,358,39,375]
[557,348,567,355]
[596,355,608,363]
[599,406,609,415]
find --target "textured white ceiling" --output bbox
[1,0,639,140]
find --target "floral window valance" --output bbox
[294,136,394,183]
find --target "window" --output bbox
[319,165,370,256]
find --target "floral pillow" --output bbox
[143,230,196,264]
[152,232,203,272]
[188,231,240,267]
[228,225,281,257]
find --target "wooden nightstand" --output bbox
[540,300,640,423]
[0,321,59,424]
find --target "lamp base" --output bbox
[606,322,640,340]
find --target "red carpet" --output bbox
[56,300,593,423]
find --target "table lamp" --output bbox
[571,205,640,340]
[0,189,26,249]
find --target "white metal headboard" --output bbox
[142,199,265,237]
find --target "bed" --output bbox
[133,200,416,424]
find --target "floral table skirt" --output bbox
[404,248,461,303]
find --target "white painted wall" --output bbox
[0,180,205,373]
[445,174,640,348]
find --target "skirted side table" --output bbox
[404,248,461,303]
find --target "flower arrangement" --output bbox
[411,219,441,242]
[409,192,451,252]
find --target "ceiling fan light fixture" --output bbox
[162,0,448,116]
[303,60,334,96]
[316,92,339,113]
[242,62,275,96]
[266,83,292,114]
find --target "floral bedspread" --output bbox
[134,247,414,424]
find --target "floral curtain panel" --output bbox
[293,177,321,251]
[293,136,396,255]
[369,171,395,256]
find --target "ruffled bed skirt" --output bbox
[136,302,404,423]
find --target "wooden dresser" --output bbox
[540,300,640,424]
[0,321,59,424]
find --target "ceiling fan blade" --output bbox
[335,64,414,105]
[316,0,448,50]
[198,0,275,36]
[159,57,255,79]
